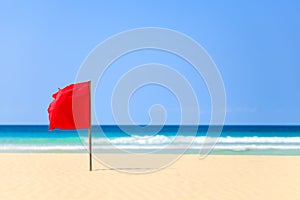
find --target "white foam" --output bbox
[85,136,300,145]
[2,135,300,152]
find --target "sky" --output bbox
[0,0,300,125]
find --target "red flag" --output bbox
[48,81,90,130]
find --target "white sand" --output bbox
[0,154,300,199]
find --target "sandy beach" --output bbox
[0,154,299,199]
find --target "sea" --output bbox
[1,125,300,155]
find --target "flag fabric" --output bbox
[48,81,90,130]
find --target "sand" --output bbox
[0,154,299,200]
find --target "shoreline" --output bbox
[1,150,300,155]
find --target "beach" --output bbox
[0,154,299,200]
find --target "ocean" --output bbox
[0,125,300,155]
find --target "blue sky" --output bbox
[0,1,299,125]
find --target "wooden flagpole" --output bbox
[88,80,92,171]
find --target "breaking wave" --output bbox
[2,135,299,153]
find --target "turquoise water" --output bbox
[0,125,300,155]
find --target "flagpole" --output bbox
[88,80,92,171]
